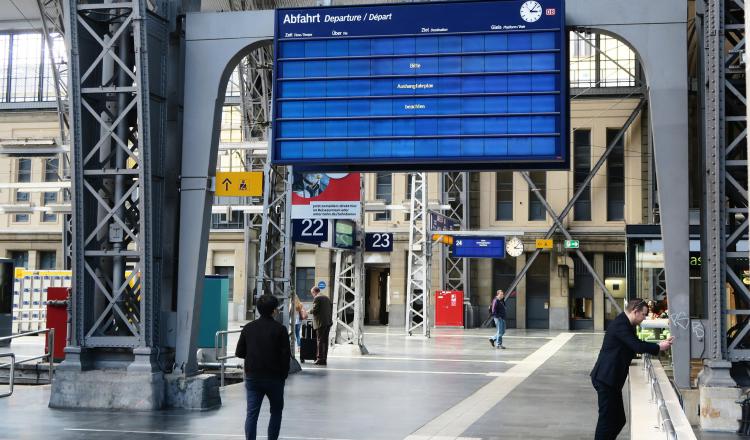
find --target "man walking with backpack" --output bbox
[489,289,508,349]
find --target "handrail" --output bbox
[215,328,243,387]
[0,353,15,398]
[0,329,55,398]
[643,354,678,440]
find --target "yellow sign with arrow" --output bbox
[215,171,263,197]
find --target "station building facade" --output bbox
[0,24,662,330]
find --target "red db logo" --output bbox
[545,8,556,15]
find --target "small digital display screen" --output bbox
[334,220,355,248]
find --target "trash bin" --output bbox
[463,304,479,329]
[0,259,14,347]
[198,275,229,360]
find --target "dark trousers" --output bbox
[592,379,626,440]
[244,377,285,440]
[316,325,331,362]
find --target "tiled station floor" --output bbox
[1,327,621,440]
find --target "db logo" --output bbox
[545,8,556,15]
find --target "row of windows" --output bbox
[9,250,56,270]
[0,33,66,103]
[366,126,627,223]
[12,158,64,223]
[0,31,634,107]
[495,127,625,222]
[16,158,60,182]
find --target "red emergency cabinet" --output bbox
[435,290,464,327]
[45,287,69,361]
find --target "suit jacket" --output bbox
[235,316,290,380]
[310,294,333,330]
[590,312,660,389]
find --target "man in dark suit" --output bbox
[590,298,673,440]
[308,287,333,366]
[236,294,290,440]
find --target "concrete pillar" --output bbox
[593,253,605,331]
[476,259,492,321]
[29,251,38,270]
[549,252,569,330]
[314,248,332,296]
[515,253,527,329]
[388,240,407,329]
[698,360,741,432]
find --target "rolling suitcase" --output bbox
[299,321,317,363]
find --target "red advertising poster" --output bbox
[291,172,361,219]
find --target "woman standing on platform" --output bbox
[292,296,307,347]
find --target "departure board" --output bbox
[272,0,567,171]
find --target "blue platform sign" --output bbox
[452,236,506,258]
[318,280,327,290]
[365,232,393,252]
[272,0,567,171]
[292,218,329,244]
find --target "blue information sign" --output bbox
[318,280,327,290]
[365,232,393,252]
[452,236,506,258]
[273,0,567,171]
[292,218,329,244]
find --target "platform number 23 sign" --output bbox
[365,233,393,252]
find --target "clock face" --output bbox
[520,1,542,23]
[506,237,524,257]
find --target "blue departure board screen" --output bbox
[272,0,567,171]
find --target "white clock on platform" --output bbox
[506,236,524,257]
[520,1,542,23]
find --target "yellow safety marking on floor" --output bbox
[404,332,575,440]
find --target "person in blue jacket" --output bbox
[590,298,673,440]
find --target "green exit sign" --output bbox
[564,240,580,249]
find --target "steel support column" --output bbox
[441,172,469,300]
[704,0,749,363]
[255,163,293,328]
[406,172,431,337]
[65,0,167,356]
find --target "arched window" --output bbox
[569,31,639,89]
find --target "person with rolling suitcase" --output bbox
[308,286,333,366]
[298,320,317,363]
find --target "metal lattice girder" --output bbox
[520,171,621,314]
[704,0,750,361]
[406,172,431,337]
[238,50,273,140]
[441,172,469,296]
[256,163,293,327]
[68,0,166,348]
[331,250,361,345]
[504,99,645,305]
